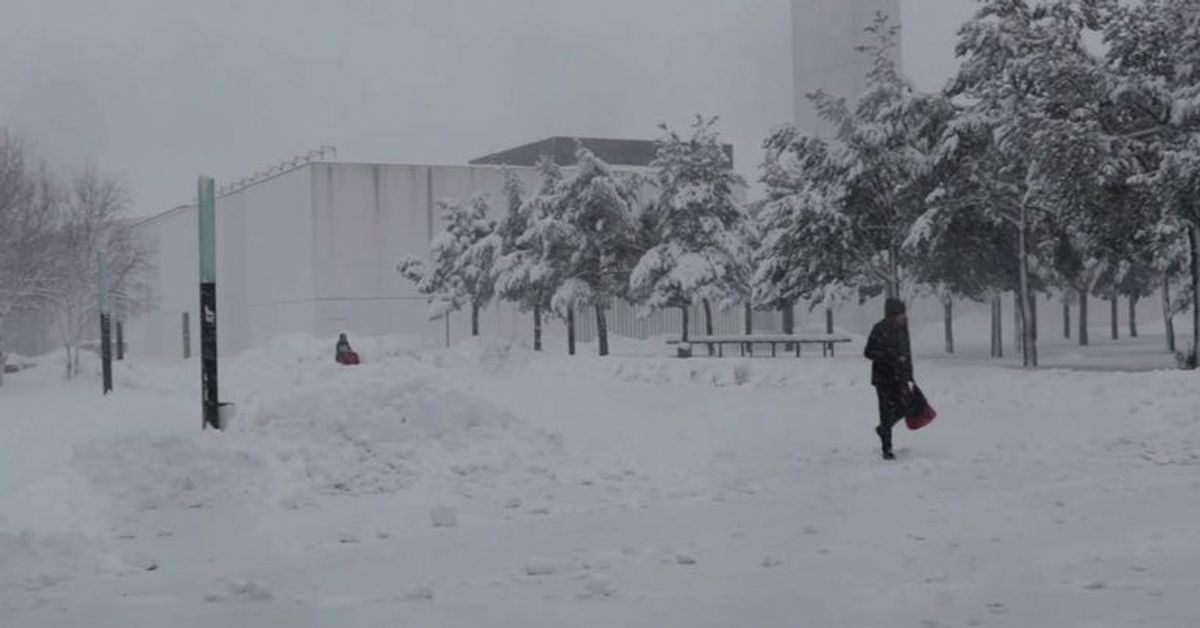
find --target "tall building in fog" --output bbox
[792,0,902,135]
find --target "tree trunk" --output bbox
[681,306,690,344]
[1017,212,1035,367]
[826,308,834,335]
[887,239,900,300]
[1110,294,1119,341]
[781,304,794,335]
[944,298,954,354]
[1030,292,1038,343]
[1163,275,1176,354]
[595,303,609,357]
[567,307,576,356]
[1190,223,1199,363]
[990,297,996,358]
[1014,291,1023,355]
[1078,288,1089,347]
[533,303,543,352]
[1129,295,1138,339]
[471,304,480,337]
[743,303,753,335]
[990,294,1003,359]
[702,299,714,336]
[781,303,795,352]
[1063,299,1070,339]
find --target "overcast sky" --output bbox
[0,0,977,217]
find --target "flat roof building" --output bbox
[470,136,732,169]
[128,139,759,358]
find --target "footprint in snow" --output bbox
[403,585,434,601]
[674,553,697,566]
[579,575,617,599]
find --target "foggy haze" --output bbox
[1,0,974,217]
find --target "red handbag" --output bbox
[905,385,937,430]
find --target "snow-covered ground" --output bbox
[2,330,1199,627]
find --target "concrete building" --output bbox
[792,0,902,134]
[128,138,760,358]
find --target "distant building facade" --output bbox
[471,136,732,169]
[128,138,760,357]
[792,0,902,134]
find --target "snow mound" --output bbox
[74,435,273,512]
[608,356,859,391]
[240,375,562,497]
[0,530,121,599]
[417,336,537,374]
[246,334,435,367]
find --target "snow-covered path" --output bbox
[2,337,1198,627]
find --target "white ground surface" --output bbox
[2,324,1199,627]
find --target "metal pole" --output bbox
[182,311,191,359]
[98,252,113,394]
[198,176,221,430]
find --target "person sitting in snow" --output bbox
[335,333,356,365]
[863,298,914,460]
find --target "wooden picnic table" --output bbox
[666,334,853,358]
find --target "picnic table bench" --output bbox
[666,334,853,358]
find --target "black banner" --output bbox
[100,312,113,394]
[201,282,220,430]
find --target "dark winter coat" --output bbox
[864,319,913,387]
[335,337,352,362]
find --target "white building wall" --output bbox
[792,0,902,135]
[235,167,316,350]
[128,206,197,358]
[129,167,316,358]
[307,162,544,346]
[130,160,767,357]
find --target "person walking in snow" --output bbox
[864,298,914,460]
[335,333,355,365]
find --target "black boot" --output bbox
[876,425,895,460]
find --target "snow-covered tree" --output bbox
[751,129,851,330]
[754,14,952,322]
[935,0,1107,367]
[496,156,587,353]
[546,147,642,357]
[50,166,152,378]
[1104,0,1200,364]
[907,195,1021,354]
[1147,217,1194,354]
[629,116,748,342]
[1026,112,1118,347]
[493,167,556,351]
[0,130,60,385]
[398,193,498,337]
